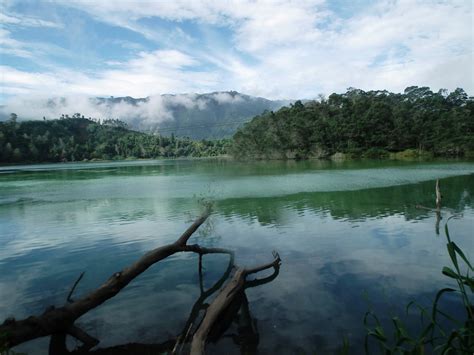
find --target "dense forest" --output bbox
[1,86,473,164]
[0,114,229,163]
[231,87,474,159]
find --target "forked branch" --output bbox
[0,210,211,350]
[190,251,281,355]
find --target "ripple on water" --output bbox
[0,160,473,354]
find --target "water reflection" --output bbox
[44,242,279,354]
[0,160,473,354]
[217,174,473,225]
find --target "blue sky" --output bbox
[1,0,472,106]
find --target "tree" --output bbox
[231,87,473,159]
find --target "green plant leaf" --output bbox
[446,242,459,272]
[432,287,456,319]
[442,267,459,280]
[374,326,386,340]
[452,242,473,271]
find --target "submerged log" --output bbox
[0,211,212,350]
[435,179,442,211]
[190,251,281,355]
[51,248,280,355]
[1,208,282,355]
[435,179,442,234]
[172,249,235,355]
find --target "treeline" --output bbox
[0,114,230,163]
[2,86,473,164]
[231,87,474,159]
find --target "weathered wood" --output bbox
[48,245,235,355]
[67,326,100,351]
[66,272,85,303]
[417,180,444,234]
[435,179,442,211]
[172,248,235,355]
[190,251,281,355]
[1,210,211,350]
[2,209,282,355]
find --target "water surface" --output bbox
[1,159,473,354]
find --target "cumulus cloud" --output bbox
[0,0,472,101]
[0,47,218,98]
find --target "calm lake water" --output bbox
[1,159,473,354]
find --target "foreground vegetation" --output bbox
[0,115,230,163]
[363,219,473,354]
[232,87,473,160]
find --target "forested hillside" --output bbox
[231,87,473,159]
[0,92,288,140]
[2,87,473,164]
[0,115,229,163]
[147,92,288,138]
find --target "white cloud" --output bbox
[0,91,218,127]
[0,48,218,99]
[1,0,472,101]
[128,50,198,70]
[0,29,33,58]
[210,92,243,104]
[0,12,62,28]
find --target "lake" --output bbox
[0,159,473,354]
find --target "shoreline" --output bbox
[1,154,473,170]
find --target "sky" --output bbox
[0,0,472,105]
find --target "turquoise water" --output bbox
[0,159,473,354]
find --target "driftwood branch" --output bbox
[415,179,463,235]
[1,210,211,350]
[435,179,442,211]
[435,179,442,234]
[50,245,236,355]
[415,179,443,213]
[67,325,100,351]
[416,180,444,234]
[67,272,85,303]
[190,251,281,355]
[2,206,282,355]
[244,251,281,276]
[173,248,235,354]
[245,261,281,289]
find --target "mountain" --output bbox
[0,92,290,140]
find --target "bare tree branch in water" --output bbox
[416,179,464,235]
[172,249,235,354]
[1,211,211,349]
[1,209,282,355]
[190,251,281,355]
[63,251,280,355]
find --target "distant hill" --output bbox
[0,91,290,139]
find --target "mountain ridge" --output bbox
[1,91,291,139]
